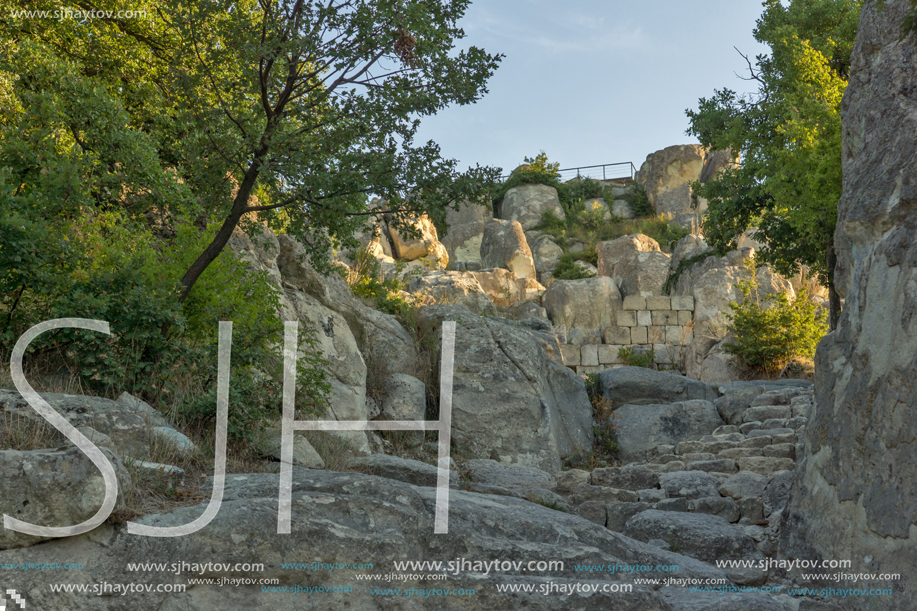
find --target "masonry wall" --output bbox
[559,295,695,375]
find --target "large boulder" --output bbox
[441,199,494,266]
[625,510,766,585]
[610,400,724,463]
[387,214,449,266]
[497,184,565,230]
[405,270,495,314]
[670,234,712,272]
[480,219,537,279]
[600,367,719,406]
[780,5,917,608]
[0,447,130,550]
[596,235,671,297]
[529,234,565,275]
[471,268,545,307]
[0,469,728,610]
[634,145,706,209]
[543,277,622,340]
[420,305,593,474]
[376,373,427,447]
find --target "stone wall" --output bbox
[559,296,695,374]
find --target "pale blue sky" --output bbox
[415,0,770,177]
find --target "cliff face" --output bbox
[781,1,917,607]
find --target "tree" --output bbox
[686,0,862,329]
[1,0,503,302]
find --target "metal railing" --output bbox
[501,161,636,183]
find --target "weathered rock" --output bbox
[555,469,591,494]
[600,367,719,407]
[480,220,536,279]
[763,470,794,514]
[543,277,622,340]
[596,234,671,297]
[150,427,196,457]
[406,270,495,314]
[691,496,740,523]
[388,214,448,265]
[471,268,544,307]
[462,459,555,493]
[659,586,791,611]
[605,502,653,532]
[0,469,730,610]
[497,184,565,230]
[659,471,721,500]
[348,454,456,488]
[635,145,707,209]
[375,374,427,447]
[736,457,794,476]
[262,432,326,469]
[590,467,660,491]
[611,401,724,464]
[611,199,635,219]
[696,339,743,385]
[572,484,639,505]
[670,234,711,272]
[575,500,606,525]
[626,510,766,585]
[719,472,769,501]
[441,221,488,266]
[0,447,130,550]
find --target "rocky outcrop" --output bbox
[528,233,564,276]
[543,277,622,341]
[387,214,449,267]
[420,305,593,474]
[405,270,496,314]
[780,4,917,608]
[635,145,706,210]
[440,198,494,267]
[497,184,565,230]
[479,219,536,279]
[470,268,545,308]
[596,234,671,297]
[612,401,724,464]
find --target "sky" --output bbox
[413,0,771,179]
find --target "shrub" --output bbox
[347,248,413,316]
[724,271,828,373]
[552,253,596,280]
[492,151,563,208]
[622,183,653,217]
[565,373,619,469]
[618,346,654,368]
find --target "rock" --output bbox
[611,199,635,219]
[691,496,740,523]
[275,233,420,378]
[583,197,612,221]
[262,433,325,469]
[635,145,707,209]
[696,339,743,385]
[77,427,113,449]
[0,447,130,550]
[605,502,653,532]
[462,459,555,493]
[655,497,691,512]
[406,271,495,314]
[659,586,791,611]
[700,149,739,184]
[600,367,719,406]
[524,488,572,512]
[497,184,565,230]
[670,234,711,271]
[575,501,607,525]
[626,510,766,585]
[719,472,769,501]
[441,221,488,266]
[376,373,427,447]
[611,401,723,464]
[543,277,622,340]
[572,484,639,505]
[0,390,168,460]
[421,305,593,473]
[736,457,794,476]
[480,219,536,279]
[687,459,738,474]
[654,183,694,216]
[555,469,591,494]
[388,214,448,265]
[590,467,660,491]
[659,471,721,500]
[763,471,794,514]
[0,469,730,610]
[596,234,671,297]
[446,198,494,227]
[150,427,196,457]
[529,234,565,275]
[471,268,544,307]
[348,454,456,488]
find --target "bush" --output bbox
[346,248,413,315]
[622,183,653,217]
[618,346,654,368]
[492,151,563,208]
[552,253,596,280]
[724,271,828,373]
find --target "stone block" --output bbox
[649,326,666,343]
[736,457,795,475]
[637,310,653,326]
[578,366,601,375]
[616,310,637,327]
[677,310,693,325]
[597,345,623,365]
[560,344,580,367]
[646,296,671,310]
[671,296,695,311]
[653,344,672,364]
[667,326,690,345]
[631,326,648,344]
[581,344,599,367]
[652,310,679,326]
[604,326,631,345]
[623,295,646,310]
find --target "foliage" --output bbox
[0,0,503,302]
[723,271,828,373]
[552,253,596,280]
[686,0,861,309]
[347,248,414,316]
[618,346,655,368]
[565,373,619,470]
[621,182,654,218]
[492,151,563,209]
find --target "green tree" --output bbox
[686,0,862,328]
[1,0,503,302]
